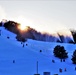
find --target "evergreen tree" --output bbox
[71,50,76,64]
[53,45,68,59]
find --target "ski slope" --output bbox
[0,27,76,75]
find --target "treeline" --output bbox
[0,20,76,43]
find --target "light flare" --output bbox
[18,24,28,31]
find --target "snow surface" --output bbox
[0,27,76,75]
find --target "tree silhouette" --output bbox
[71,50,76,64]
[53,45,68,59]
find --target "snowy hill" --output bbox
[0,27,76,75]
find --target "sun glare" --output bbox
[18,24,27,31]
[15,16,32,31]
[8,15,70,35]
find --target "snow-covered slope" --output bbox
[0,27,76,75]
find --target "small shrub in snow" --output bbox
[40,50,42,52]
[7,36,10,39]
[22,44,24,47]
[59,68,62,73]
[13,60,15,63]
[63,59,65,62]
[60,59,62,62]
[71,50,76,64]
[26,44,28,46]
[52,59,55,63]
[53,45,68,59]
[64,68,67,72]
[21,42,23,44]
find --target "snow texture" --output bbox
[0,27,76,75]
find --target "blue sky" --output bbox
[0,0,76,33]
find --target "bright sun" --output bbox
[15,16,32,31]
[18,24,27,30]
[19,21,28,31]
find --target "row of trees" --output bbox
[53,45,76,64]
